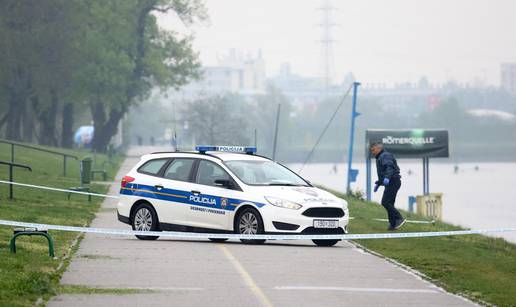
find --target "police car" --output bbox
[117,146,349,246]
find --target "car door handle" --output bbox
[191,190,201,195]
[154,184,164,191]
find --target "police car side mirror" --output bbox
[214,179,232,188]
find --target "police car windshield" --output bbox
[224,160,309,186]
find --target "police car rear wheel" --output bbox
[236,208,265,244]
[312,239,339,247]
[132,203,160,240]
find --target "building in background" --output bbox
[501,63,516,94]
[178,49,266,97]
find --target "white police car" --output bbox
[117,146,349,246]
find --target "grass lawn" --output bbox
[335,190,516,306]
[0,142,122,307]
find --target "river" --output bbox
[289,161,516,244]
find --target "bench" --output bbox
[68,186,92,202]
[68,157,93,202]
[91,161,108,181]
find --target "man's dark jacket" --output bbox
[375,149,400,182]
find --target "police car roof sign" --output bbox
[195,145,257,154]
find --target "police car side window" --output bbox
[138,159,169,176]
[196,160,230,187]
[163,159,195,182]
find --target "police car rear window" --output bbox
[138,159,168,175]
[163,159,195,182]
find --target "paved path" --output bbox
[49,147,475,307]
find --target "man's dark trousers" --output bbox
[381,177,403,227]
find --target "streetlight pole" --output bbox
[346,82,361,195]
[272,104,281,160]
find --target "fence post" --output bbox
[0,161,32,200]
[9,165,13,199]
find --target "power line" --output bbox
[298,83,354,173]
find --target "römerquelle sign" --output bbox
[366,129,449,159]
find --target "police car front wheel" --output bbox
[132,203,160,240]
[236,208,265,244]
[209,238,228,243]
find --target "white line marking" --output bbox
[274,286,439,294]
[219,245,274,307]
[139,287,204,291]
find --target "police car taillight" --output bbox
[121,176,135,188]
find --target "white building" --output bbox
[179,50,266,97]
[501,63,516,94]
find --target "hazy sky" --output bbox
[159,0,516,86]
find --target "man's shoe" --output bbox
[387,226,396,231]
[394,218,406,230]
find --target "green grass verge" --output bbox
[57,285,153,295]
[0,142,122,306]
[332,190,516,306]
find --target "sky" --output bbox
[158,0,516,87]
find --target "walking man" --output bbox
[370,142,406,230]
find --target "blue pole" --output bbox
[346,82,361,195]
[366,155,371,200]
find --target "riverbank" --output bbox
[294,161,516,244]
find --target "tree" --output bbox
[181,94,251,145]
[81,0,206,152]
[253,85,294,158]
[0,0,206,151]
[0,0,95,146]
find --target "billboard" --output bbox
[366,129,449,159]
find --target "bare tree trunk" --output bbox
[61,102,74,148]
[90,1,154,152]
[6,91,22,141]
[91,101,124,153]
[37,89,59,146]
[22,96,35,142]
[6,68,32,142]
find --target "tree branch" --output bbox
[151,5,174,13]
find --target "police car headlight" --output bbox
[265,197,302,210]
[340,199,348,210]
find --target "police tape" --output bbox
[0,180,119,199]
[0,219,515,241]
[372,218,436,224]
[0,180,458,226]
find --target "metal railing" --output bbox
[0,160,32,199]
[0,139,77,176]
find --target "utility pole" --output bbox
[272,104,281,160]
[172,98,177,150]
[254,128,257,148]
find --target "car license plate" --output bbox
[313,220,338,229]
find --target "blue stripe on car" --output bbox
[120,183,265,211]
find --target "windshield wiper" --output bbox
[267,182,303,186]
